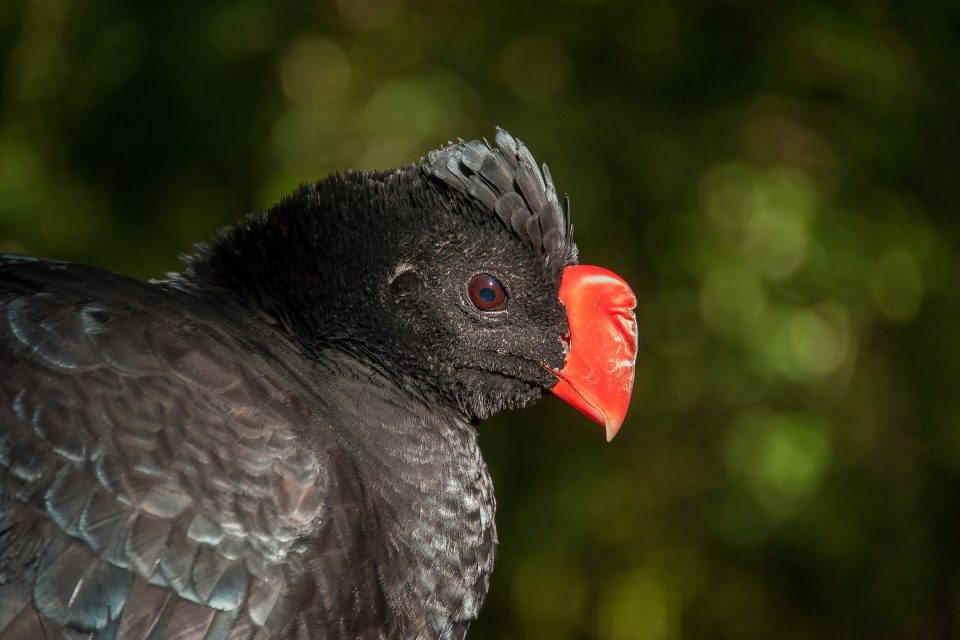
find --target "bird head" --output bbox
[188,129,638,439]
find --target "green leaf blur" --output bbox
[2,1,958,637]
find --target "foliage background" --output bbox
[2,1,959,638]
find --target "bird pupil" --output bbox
[479,287,496,302]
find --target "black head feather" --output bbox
[183,129,576,423]
[423,128,577,268]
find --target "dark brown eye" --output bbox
[468,273,506,311]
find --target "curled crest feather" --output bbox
[423,127,577,267]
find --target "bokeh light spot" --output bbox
[598,569,677,640]
[700,164,816,274]
[280,37,351,106]
[699,163,755,233]
[698,263,766,339]
[870,249,923,323]
[742,201,809,280]
[788,303,851,377]
[725,411,832,517]
[361,74,464,142]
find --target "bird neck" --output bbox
[312,349,497,631]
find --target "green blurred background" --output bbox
[2,0,959,637]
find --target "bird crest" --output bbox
[423,128,577,266]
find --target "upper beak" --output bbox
[546,265,638,441]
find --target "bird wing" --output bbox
[0,256,341,639]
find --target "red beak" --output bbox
[547,265,638,441]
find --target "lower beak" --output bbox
[547,265,638,441]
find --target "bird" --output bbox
[0,128,638,639]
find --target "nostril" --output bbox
[559,332,571,354]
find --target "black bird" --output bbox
[0,129,638,639]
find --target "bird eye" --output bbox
[468,273,506,311]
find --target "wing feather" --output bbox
[0,258,334,638]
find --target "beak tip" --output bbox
[604,415,625,442]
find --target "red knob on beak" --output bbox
[547,265,638,441]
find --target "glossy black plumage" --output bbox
[0,130,577,639]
